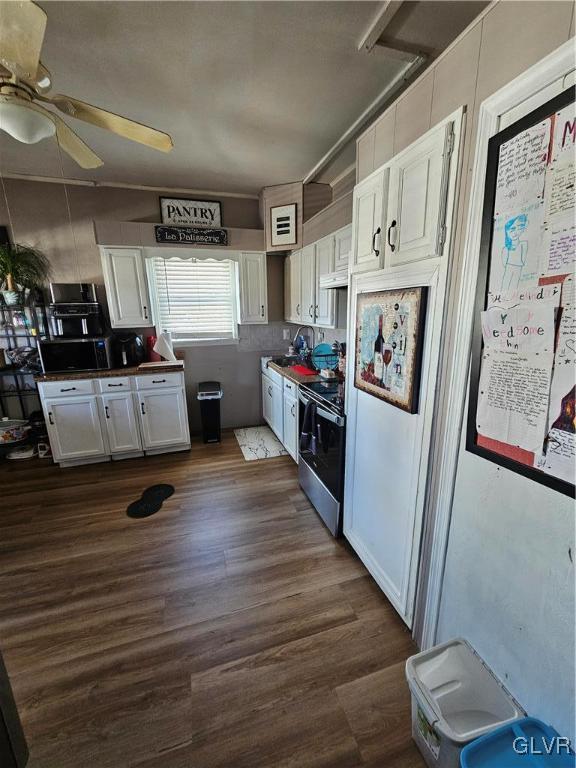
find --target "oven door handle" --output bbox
[316,406,345,427]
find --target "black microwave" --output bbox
[38,336,113,374]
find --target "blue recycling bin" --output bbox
[460,717,575,767]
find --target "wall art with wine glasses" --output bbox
[354,286,427,413]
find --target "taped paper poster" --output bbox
[494,117,551,215]
[540,221,575,277]
[535,428,575,484]
[476,303,555,451]
[489,201,545,293]
[487,283,562,309]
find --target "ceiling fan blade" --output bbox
[0,0,47,81]
[47,94,174,153]
[34,103,103,169]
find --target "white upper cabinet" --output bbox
[300,244,316,325]
[101,248,153,328]
[314,234,336,328]
[384,122,453,266]
[285,249,302,324]
[101,391,141,454]
[351,168,388,274]
[238,252,268,324]
[334,224,352,271]
[44,395,107,462]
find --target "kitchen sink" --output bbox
[270,355,299,367]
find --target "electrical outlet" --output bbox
[283,328,291,341]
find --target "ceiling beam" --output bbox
[357,1,404,53]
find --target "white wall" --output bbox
[438,423,575,741]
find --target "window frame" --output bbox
[145,250,240,347]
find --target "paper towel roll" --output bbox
[153,331,177,362]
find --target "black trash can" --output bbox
[197,381,223,443]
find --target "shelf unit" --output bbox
[0,291,49,419]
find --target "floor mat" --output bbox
[234,426,288,461]
[127,484,175,518]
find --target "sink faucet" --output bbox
[292,325,315,351]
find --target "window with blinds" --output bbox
[152,256,237,341]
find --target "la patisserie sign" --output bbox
[160,197,222,227]
[155,226,228,246]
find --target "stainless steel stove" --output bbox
[298,379,346,537]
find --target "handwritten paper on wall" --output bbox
[476,304,555,451]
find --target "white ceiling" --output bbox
[0,1,485,195]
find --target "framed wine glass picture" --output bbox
[354,286,428,413]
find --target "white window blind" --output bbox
[153,256,237,340]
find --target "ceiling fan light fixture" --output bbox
[0,98,55,144]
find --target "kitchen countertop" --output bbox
[266,361,323,385]
[35,363,185,383]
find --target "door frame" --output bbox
[415,39,576,650]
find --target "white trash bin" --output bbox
[405,638,524,768]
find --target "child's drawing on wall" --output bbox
[500,214,528,290]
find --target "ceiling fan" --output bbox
[0,0,173,168]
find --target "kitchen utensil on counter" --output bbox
[311,343,338,371]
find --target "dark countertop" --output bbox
[266,361,323,385]
[35,363,185,383]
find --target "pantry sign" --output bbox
[160,197,222,227]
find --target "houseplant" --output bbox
[0,243,51,305]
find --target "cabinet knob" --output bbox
[296,303,300,316]
[387,220,397,253]
[291,404,295,417]
[48,412,54,425]
[140,402,146,415]
[261,304,265,317]
[105,405,110,419]
[60,387,76,392]
[372,227,381,257]
[143,305,148,319]
[152,379,166,384]
[309,305,313,318]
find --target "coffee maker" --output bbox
[111,332,145,368]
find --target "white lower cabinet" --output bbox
[138,388,190,449]
[45,395,107,463]
[39,373,190,467]
[262,368,299,462]
[283,393,298,461]
[101,391,141,454]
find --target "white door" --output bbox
[351,168,388,273]
[289,250,302,323]
[270,379,283,442]
[283,393,298,461]
[44,395,106,461]
[101,392,142,453]
[138,388,189,449]
[385,123,453,266]
[314,235,336,328]
[239,252,268,324]
[334,224,352,271]
[262,374,273,427]
[300,244,316,325]
[101,248,152,328]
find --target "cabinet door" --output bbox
[44,396,106,461]
[351,169,387,274]
[101,248,152,328]
[289,250,302,323]
[238,252,268,324]
[262,374,273,427]
[385,123,453,266]
[334,224,352,271]
[284,255,291,322]
[283,393,298,462]
[138,388,189,449]
[300,244,316,325]
[270,379,283,443]
[101,392,141,453]
[314,235,336,328]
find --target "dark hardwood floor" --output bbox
[0,431,425,768]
